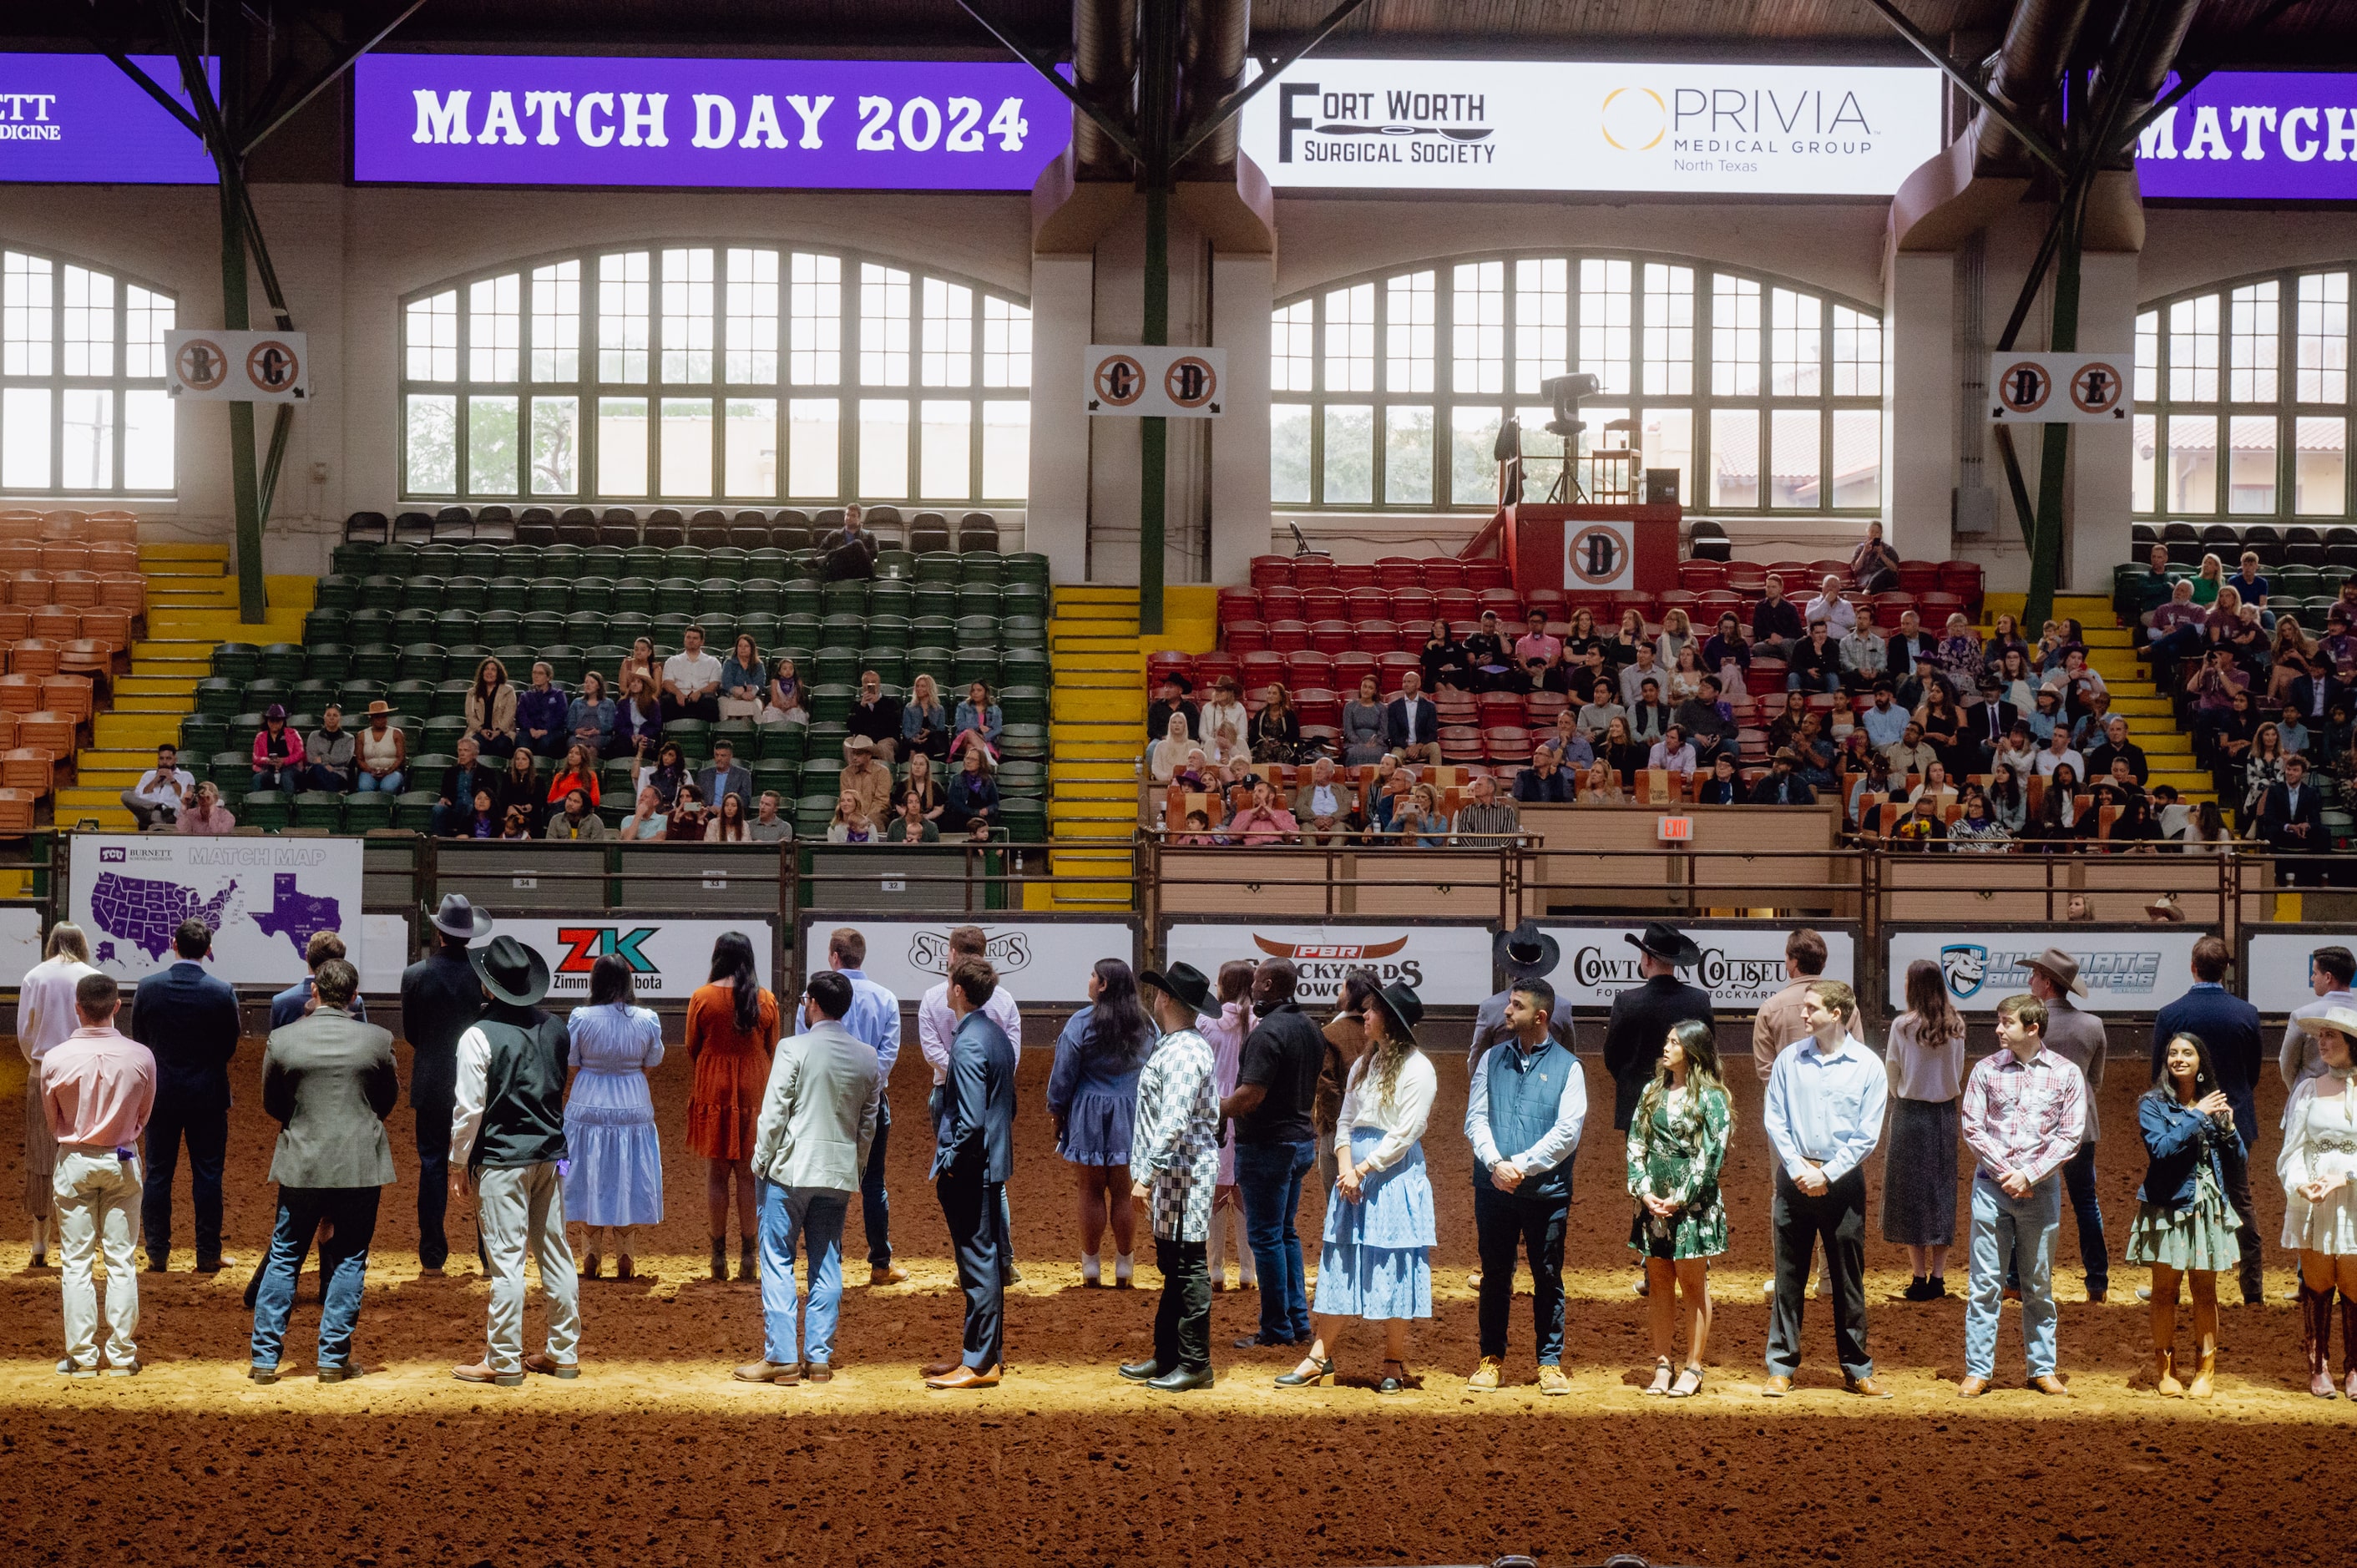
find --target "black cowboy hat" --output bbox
[470,933,551,1008]
[1157,670,1195,693]
[1139,960,1215,1016]
[427,893,493,939]
[1625,921,1702,969]
[1494,919,1560,982]
[1368,979,1424,1037]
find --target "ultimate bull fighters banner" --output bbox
[68,834,364,987]
[798,916,1134,1008]
[1886,927,2208,1014]
[1540,923,1856,1011]
[1161,923,1496,1008]
[495,918,775,999]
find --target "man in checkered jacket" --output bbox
[1117,962,1224,1393]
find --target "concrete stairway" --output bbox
[1045,585,1143,907]
[54,547,311,830]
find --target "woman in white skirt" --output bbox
[1280,981,1435,1395]
[564,953,667,1281]
[2283,1006,2357,1399]
[1196,959,1257,1292]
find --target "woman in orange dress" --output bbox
[686,931,778,1283]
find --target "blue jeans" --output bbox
[355,769,404,792]
[1966,1171,2061,1380]
[249,1186,379,1370]
[757,1181,849,1367]
[2008,1141,2107,1295]
[859,1095,893,1267]
[1235,1138,1317,1343]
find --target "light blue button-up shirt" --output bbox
[1860,702,1911,750]
[822,966,902,1080]
[1763,1032,1888,1184]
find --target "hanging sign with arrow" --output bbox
[165,330,310,402]
[1085,344,1226,418]
[1988,352,2131,422]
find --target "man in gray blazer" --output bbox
[734,969,882,1387]
[247,959,399,1383]
[695,739,755,817]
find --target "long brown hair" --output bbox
[1903,958,1963,1047]
[1357,995,1419,1109]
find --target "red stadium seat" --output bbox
[1249,554,1294,588]
[1333,560,1378,590]
[1464,559,1512,591]
[1222,620,1269,655]
[1293,556,1336,590]
[1267,619,1311,654]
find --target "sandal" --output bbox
[1667,1365,1705,1399]
[1643,1355,1673,1396]
[1377,1358,1409,1395]
[1275,1355,1333,1388]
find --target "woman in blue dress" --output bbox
[1282,980,1436,1395]
[564,953,666,1282]
[1046,958,1156,1287]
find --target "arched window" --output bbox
[0,246,175,497]
[2133,266,2349,524]
[399,245,1031,505]
[1270,252,1883,515]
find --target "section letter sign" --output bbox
[69,834,364,987]
[1988,352,2131,422]
[2132,72,2357,203]
[353,54,1071,191]
[798,917,1134,1007]
[1886,927,2208,1014]
[0,53,215,185]
[1238,59,1941,195]
[166,331,310,402]
[1540,923,1857,1010]
[1085,345,1227,418]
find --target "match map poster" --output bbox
[68,835,362,986]
[1161,923,1496,1008]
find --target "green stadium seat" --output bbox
[861,649,909,686]
[873,549,915,581]
[999,685,1048,727]
[343,792,394,833]
[699,578,742,617]
[302,609,351,645]
[752,762,801,801]
[348,609,397,645]
[241,791,292,830]
[478,611,525,646]
[178,715,228,756]
[998,797,1046,842]
[1001,649,1047,686]
[867,581,914,619]
[458,544,503,580]
[808,684,854,725]
[265,644,314,683]
[520,611,567,645]
[1003,552,1050,589]
[388,679,435,717]
[864,614,911,651]
[952,648,1001,690]
[210,642,260,681]
[665,718,712,762]
[813,648,862,688]
[996,761,1045,796]
[391,790,441,831]
[448,575,494,613]
[291,791,346,830]
[432,609,478,644]
[423,716,469,753]
[654,577,700,617]
[613,578,656,615]
[913,551,960,584]
[350,643,402,682]
[998,723,1047,761]
[822,580,871,618]
[1001,618,1046,651]
[777,579,822,619]
[570,577,615,615]
[302,644,352,683]
[912,583,958,620]
[486,575,534,614]
[958,553,1005,586]
[755,723,807,761]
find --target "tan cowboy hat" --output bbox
[2024,947,2090,997]
[2144,893,2185,923]
[365,698,397,717]
[2294,1005,2357,1041]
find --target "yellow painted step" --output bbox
[95,714,187,747]
[1054,780,1134,803]
[140,543,230,561]
[1055,651,1147,674]
[1054,584,1141,602]
[1050,761,1135,782]
[117,675,199,697]
[1052,689,1143,724]
[1051,635,1142,655]
[1058,667,1143,690]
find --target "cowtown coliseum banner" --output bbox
[2132,72,2357,202]
[1237,58,1941,195]
[1161,923,1495,1008]
[68,835,363,987]
[1885,927,2208,1014]
[797,916,1135,1009]
[0,53,215,184]
[1540,923,1857,1011]
[353,54,1071,190]
[2245,930,2357,1014]
[495,918,775,1000]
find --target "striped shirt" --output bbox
[1960,1046,2087,1185]
[1452,802,1522,842]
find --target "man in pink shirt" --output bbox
[39,972,157,1378]
[1223,780,1300,845]
[1513,609,1562,680]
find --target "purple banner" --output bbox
[353,54,1072,191]
[0,53,215,185]
[2133,71,2357,201]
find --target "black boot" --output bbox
[710,1237,729,1282]
[740,1237,759,1283]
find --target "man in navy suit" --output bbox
[2150,934,2267,1304]
[2258,755,2329,875]
[1384,670,1442,767]
[266,930,368,1031]
[128,918,244,1272]
[924,955,1016,1389]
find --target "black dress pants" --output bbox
[1152,1235,1211,1373]
[938,1171,1008,1369]
[141,1100,227,1266]
[1474,1182,1570,1364]
[1767,1167,1872,1380]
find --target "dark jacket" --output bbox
[267,975,368,1032]
[1960,701,2024,753]
[1384,695,1439,751]
[438,760,493,809]
[2289,672,2347,723]
[260,1006,400,1188]
[1513,765,1577,803]
[932,1009,1016,1183]
[128,959,241,1115]
[398,945,485,1113]
[1748,771,1817,807]
[945,768,999,830]
[2150,982,2264,1146]
[2135,1090,2239,1210]
[1601,973,1716,1130]
[821,526,878,582]
[1147,696,1200,742]
[2084,739,2149,786]
[2258,778,2327,854]
[850,694,905,749]
[695,761,754,814]
[1752,597,1803,643]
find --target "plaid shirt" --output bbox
[1960,1046,2087,1185]
[1130,1028,1221,1242]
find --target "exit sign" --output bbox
[1657,815,1693,842]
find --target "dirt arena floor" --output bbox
[0,1014,2344,1567]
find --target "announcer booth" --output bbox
[1501,501,1684,602]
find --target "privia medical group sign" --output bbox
[2132,71,2357,202]
[352,54,1073,190]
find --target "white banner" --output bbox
[497,917,773,1000]
[1988,352,2132,422]
[2246,931,2355,1015]
[361,912,411,994]
[0,904,44,987]
[1239,59,1941,195]
[1886,928,2207,1014]
[70,834,363,987]
[1085,345,1227,418]
[1540,923,1856,1011]
[800,918,1133,1006]
[1162,923,1496,1008]
[165,330,309,402]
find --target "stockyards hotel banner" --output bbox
[1163,923,1496,1008]
[1885,928,2208,1014]
[1238,59,1940,196]
[1540,923,1859,1011]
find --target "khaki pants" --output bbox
[476,1162,580,1373]
[55,1149,141,1370]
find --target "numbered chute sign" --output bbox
[1988,352,2129,423]
[1084,345,1227,419]
[165,330,309,402]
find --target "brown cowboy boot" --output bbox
[2301,1283,2338,1398]
[2149,1295,2182,1397]
[2341,1290,2357,1401]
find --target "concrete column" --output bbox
[1884,245,1955,561]
[1209,251,1272,589]
[2066,251,2139,594]
[1026,251,1095,586]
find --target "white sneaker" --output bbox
[1081,1252,1101,1286]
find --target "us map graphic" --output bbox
[87,870,343,963]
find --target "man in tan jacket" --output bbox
[837,736,894,827]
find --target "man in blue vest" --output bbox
[1464,976,1588,1395]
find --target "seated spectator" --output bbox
[569,672,616,756]
[1663,645,1710,705]
[718,635,768,722]
[547,788,605,841]
[1748,749,1816,806]
[1647,725,1697,781]
[1368,759,1416,833]
[1982,611,2030,670]
[1386,670,1443,766]
[838,736,894,824]
[660,627,724,726]
[2268,617,2319,704]
[944,740,999,832]
[2041,646,2107,715]
[2228,549,2270,610]
[1858,684,1909,751]
[546,744,601,812]
[2187,645,2251,732]
[1627,680,1672,745]
[697,740,753,816]
[2223,599,2271,674]
[2119,541,2177,630]
[465,658,520,757]
[1834,726,1877,780]
[820,502,878,582]
[1787,620,1842,694]
[1560,608,1608,667]
[1620,643,1669,707]
[1655,607,1697,670]
[1990,648,2038,713]
[1226,779,1300,845]
[1545,708,1596,771]
[433,736,493,837]
[1173,808,1221,847]
[499,805,534,841]
[2289,659,2346,742]
[1987,761,2029,835]
[517,662,569,759]
[611,671,662,761]
[174,779,236,835]
[617,785,669,842]
[121,742,194,828]
[706,790,752,843]
[1599,715,1647,788]
[1792,711,1838,787]
[2279,702,2313,761]
[2090,775,2158,846]
[2026,761,2084,848]
[1672,676,1733,766]
[2145,578,2209,665]
[1517,609,1563,681]
[643,740,689,811]
[1916,683,1965,773]
[2319,609,2357,675]
[2258,752,2327,867]
[1219,753,1262,797]
[824,794,873,842]
[1147,671,1198,743]
[2085,716,2148,786]
[1752,574,1804,660]
[498,748,545,836]
[765,656,809,727]
[2024,684,2065,745]
[2031,725,2086,781]
[1889,792,1948,850]
[2067,686,2116,752]
[1580,761,1629,804]
[1846,752,1894,827]
[1452,776,1521,844]
[2242,721,2289,828]
[303,705,356,792]
[953,678,1002,758]
[2206,688,2260,797]
[1538,641,1588,696]
[1467,610,1520,691]
[1515,741,1578,803]
[1576,681,1626,741]
[1389,795,1441,847]
[883,788,939,843]
[1254,684,1306,766]
[1950,785,2011,852]
[251,705,304,794]
[1695,753,1741,804]
[1340,674,1389,766]
[1905,760,1956,811]
[903,751,948,826]
[847,669,904,763]
[1839,620,1887,693]
[1849,521,1902,593]
[1206,718,1249,770]
[1702,611,1751,683]
[748,791,792,843]
[667,782,711,841]
[1802,575,1857,640]
[1292,757,1351,847]
[1420,615,1473,693]
[1882,721,1938,781]
[458,787,499,839]
[616,636,658,700]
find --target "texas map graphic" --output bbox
[88,870,342,962]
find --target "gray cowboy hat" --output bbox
[2025,947,2091,998]
[1494,919,1560,982]
[469,933,551,1009]
[427,893,493,939]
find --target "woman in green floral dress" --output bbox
[1626,1019,1732,1399]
